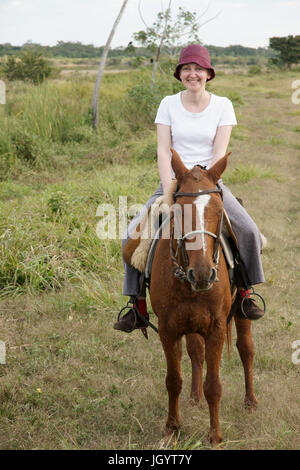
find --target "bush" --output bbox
[136,138,157,161]
[47,191,69,216]
[0,120,15,179]
[127,76,183,126]
[248,65,262,75]
[128,56,146,68]
[11,129,41,164]
[3,50,53,84]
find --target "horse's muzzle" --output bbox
[187,267,218,292]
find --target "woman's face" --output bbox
[179,63,211,90]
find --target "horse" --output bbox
[149,148,257,447]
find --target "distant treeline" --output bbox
[0,41,274,59]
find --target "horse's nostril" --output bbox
[188,268,196,284]
[209,268,217,283]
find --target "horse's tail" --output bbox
[226,320,233,359]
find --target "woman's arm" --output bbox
[209,125,233,168]
[156,123,173,193]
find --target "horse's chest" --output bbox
[183,306,211,335]
[161,296,212,336]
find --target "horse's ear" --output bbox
[171,148,187,181]
[207,152,231,184]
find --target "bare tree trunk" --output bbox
[150,0,172,91]
[92,0,129,129]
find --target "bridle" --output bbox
[170,185,224,292]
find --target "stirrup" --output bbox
[116,297,149,339]
[240,287,266,319]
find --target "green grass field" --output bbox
[0,62,299,449]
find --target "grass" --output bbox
[0,63,300,449]
[223,164,283,184]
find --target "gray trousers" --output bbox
[122,182,265,296]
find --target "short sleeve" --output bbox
[155,96,171,126]
[218,98,237,127]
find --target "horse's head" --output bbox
[170,148,230,292]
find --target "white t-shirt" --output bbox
[155,92,237,170]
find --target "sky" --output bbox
[0,0,299,49]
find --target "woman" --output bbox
[114,44,265,333]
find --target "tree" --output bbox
[269,35,300,68]
[133,1,222,88]
[92,0,129,129]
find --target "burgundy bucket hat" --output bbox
[174,44,215,81]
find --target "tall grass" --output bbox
[0,66,299,450]
[0,70,182,179]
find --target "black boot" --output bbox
[114,297,150,333]
[113,308,149,333]
[237,289,265,320]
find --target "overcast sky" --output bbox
[0,0,299,49]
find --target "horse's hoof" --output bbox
[244,397,258,412]
[189,396,204,407]
[211,443,223,450]
[209,435,223,449]
[158,430,178,449]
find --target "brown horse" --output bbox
[149,149,257,447]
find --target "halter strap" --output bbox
[182,230,218,241]
[173,186,223,201]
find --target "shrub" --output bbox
[248,65,262,75]
[47,191,69,216]
[3,50,53,84]
[11,129,41,164]
[137,139,157,161]
[127,77,183,126]
[0,122,15,179]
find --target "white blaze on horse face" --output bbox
[193,194,211,253]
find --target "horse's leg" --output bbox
[234,316,258,410]
[186,333,205,405]
[160,332,183,434]
[203,323,226,447]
